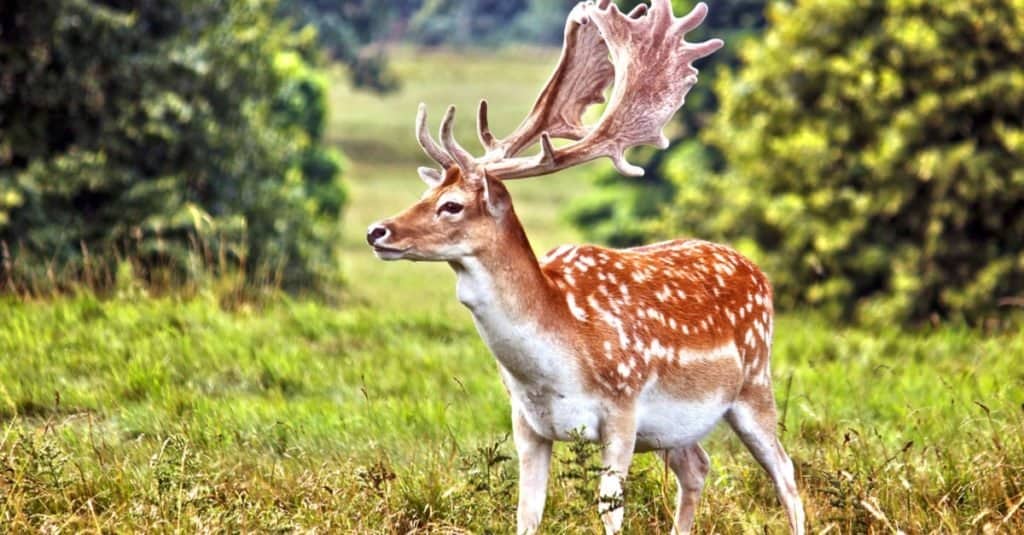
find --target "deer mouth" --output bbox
[372,244,410,260]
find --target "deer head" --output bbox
[366,164,515,262]
[367,0,723,262]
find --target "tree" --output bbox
[409,0,529,46]
[504,0,579,45]
[0,0,346,293]
[277,0,401,92]
[663,0,1024,324]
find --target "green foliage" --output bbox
[277,0,401,92]
[0,0,346,293]
[503,0,579,45]
[567,0,769,246]
[663,0,1024,324]
[409,0,530,46]
[563,157,677,248]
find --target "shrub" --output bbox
[661,0,1024,324]
[0,0,346,294]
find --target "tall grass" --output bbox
[1,295,1021,532]
[0,232,291,308]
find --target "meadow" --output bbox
[2,48,1022,533]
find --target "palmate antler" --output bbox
[416,0,723,181]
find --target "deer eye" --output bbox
[438,201,464,215]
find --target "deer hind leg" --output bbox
[512,407,553,535]
[663,444,710,535]
[725,388,805,535]
[599,411,637,534]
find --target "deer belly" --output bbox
[633,390,732,452]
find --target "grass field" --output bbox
[2,48,1023,533]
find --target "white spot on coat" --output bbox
[567,293,587,321]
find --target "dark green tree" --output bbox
[504,0,579,45]
[409,0,530,46]
[0,0,346,293]
[277,0,401,92]
[663,0,1024,324]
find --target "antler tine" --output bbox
[476,100,497,152]
[627,4,647,18]
[416,103,455,169]
[539,133,556,166]
[665,2,724,61]
[440,105,477,172]
[645,0,674,31]
[674,0,710,33]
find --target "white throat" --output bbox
[452,257,494,312]
[451,257,564,382]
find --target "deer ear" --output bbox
[481,172,510,217]
[418,167,443,187]
[421,166,462,188]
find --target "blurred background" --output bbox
[3,0,1022,324]
[1,0,1022,532]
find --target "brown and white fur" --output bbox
[367,1,804,533]
[368,168,804,534]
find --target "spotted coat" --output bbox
[539,239,774,400]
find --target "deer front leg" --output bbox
[599,410,637,534]
[512,406,552,535]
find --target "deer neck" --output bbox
[451,211,550,317]
[449,212,565,378]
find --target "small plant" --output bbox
[461,435,514,495]
[356,458,397,498]
[155,436,201,496]
[450,435,517,531]
[554,428,606,526]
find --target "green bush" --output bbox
[661,0,1024,324]
[0,0,346,293]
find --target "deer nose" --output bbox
[366,225,390,246]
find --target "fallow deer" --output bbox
[366,1,805,533]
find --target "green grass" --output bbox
[2,48,1023,533]
[328,46,586,164]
